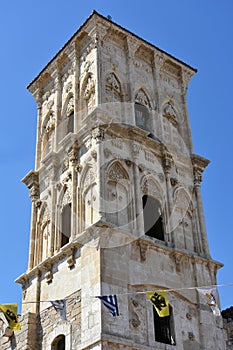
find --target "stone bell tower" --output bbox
[1,10,226,350]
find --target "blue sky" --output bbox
[0,0,232,311]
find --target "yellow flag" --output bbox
[146,290,170,317]
[0,304,21,331]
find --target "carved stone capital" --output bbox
[68,141,78,167]
[191,154,210,187]
[22,170,40,201]
[162,152,173,174]
[45,270,53,284]
[92,127,105,142]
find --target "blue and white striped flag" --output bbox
[51,299,67,320]
[97,295,119,316]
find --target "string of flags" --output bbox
[0,283,231,331]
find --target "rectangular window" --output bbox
[153,306,175,345]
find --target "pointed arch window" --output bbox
[142,195,164,241]
[42,113,55,157]
[105,73,122,103]
[105,162,131,229]
[51,334,65,350]
[153,306,175,345]
[162,102,180,149]
[135,90,151,132]
[61,203,71,247]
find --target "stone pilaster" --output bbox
[192,154,210,258]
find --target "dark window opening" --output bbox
[135,103,150,132]
[142,195,164,240]
[61,203,71,247]
[51,334,65,350]
[67,112,74,134]
[153,306,175,345]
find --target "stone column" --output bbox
[192,155,210,258]
[92,127,105,223]
[22,171,39,270]
[132,141,143,235]
[49,155,59,257]
[181,67,195,153]
[68,141,78,241]
[125,37,139,125]
[34,88,42,170]
[74,40,80,132]
[54,64,62,150]
[152,52,164,138]
[162,150,174,246]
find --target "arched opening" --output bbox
[51,334,65,350]
[135,89,151,132]
[67,111,74,134]
[142,195,164,240]
[61,203,71,247]
[135,102,150,131]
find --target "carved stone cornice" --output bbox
[22,170,40,201]
[191,154,210,186]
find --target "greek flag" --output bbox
[97,295,119,316]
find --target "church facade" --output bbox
[0,11,226,350]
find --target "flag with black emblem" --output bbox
[146,290,170,317]
[0,304,21,330]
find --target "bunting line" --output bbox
[16,282,233,305]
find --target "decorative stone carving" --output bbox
[111,138,122,149]
[91,150,97,160]
[84,75,95,100]
[83,167,96,192]
[92,127,105,142]
[104,148,111,158]
[144,150,154,163]
[135,89,150,107]
[76,164,83,173]
[62,158,69,173]
[67,253,75,269]
[62,186,72,205]
[162,151,173,173]
[108,163,128,181]
[141,178,161,199]
[66,96,74,116]
[65,81,73,93]
[106,73,121,92]
[45,270,53,284]
[47,99,54,110]
[191,154,210,187]
[132,142,141,159]
[163,102,177,121]
[45,113,56,133]
[170,177,178,186]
